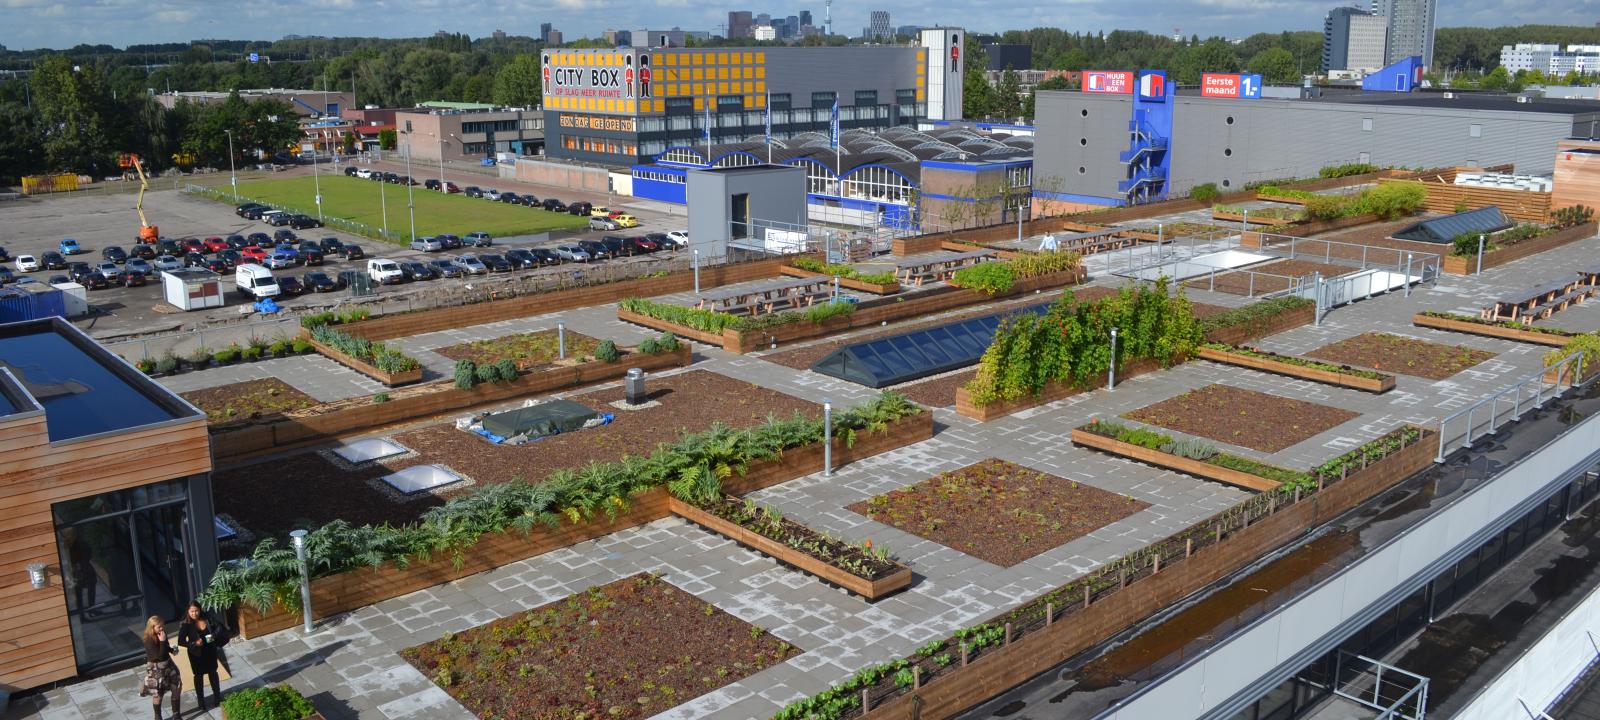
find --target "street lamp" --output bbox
[403,131,417,243]
[311,140,323,222]
[224,129,237,201]
[442,133,456,191]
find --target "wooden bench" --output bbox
[894,250,995,286]
[1524,286,1598,324]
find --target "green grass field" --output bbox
[233,175,588,242]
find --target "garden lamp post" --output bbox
[224,130,237,202]
[693,249,701,294]
[557,321,567,359]
[1108,327,1119,390]
[379,175,389,235]
[311,146,323,222]
[823,401,833,477]
[290,529,313,633]
[1404,251,1413,297]
[403,132,417,243]
[1476,235,1485,275]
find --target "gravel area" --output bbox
[180,378,318,424]
[1125,383,1359,454]
[1306,332,1497,380]
[1183,259,1358,296]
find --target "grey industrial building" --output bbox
[1033,89,1600,210]
[1374,0,1438,67]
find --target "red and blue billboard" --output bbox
[1083,71,1134,94]
[1137,71,1167,102]
[1200,73,1263,99]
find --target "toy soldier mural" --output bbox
[639,54,652,98]
[541,54,550,94]
[624,55,635,98]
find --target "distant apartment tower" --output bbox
[799,10,812,27]
[728,11,753,38]
[1323,7,1388,73]
[492,29,507,40]
[540,23,553,43]
[754,25,777,41]
[545,29,563,46]
[869,11,891,40]
[1373,0,1436,67]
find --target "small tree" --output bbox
[594,339,620,362]
[454,359,478,389]
[341,131,357,154]
[1190,183,1220,204]
[493,359,518,381]
[378,129,398,151]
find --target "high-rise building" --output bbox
[755,12,771,26]
[1323,7,1388,73]
[799,10,812,27]
[728,10,753,38]
[540,23,553,43]
[546,29,563,46]
[753,25,777,41]
[984,44,1032,71]
[1373,0,1436,67]
[869,11,891,41]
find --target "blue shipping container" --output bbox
[0,286,67,323]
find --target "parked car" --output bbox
[465,232,492,247]
[157,239,184,257]
[410,237,444,252]
[152,256,183,272]
[498,192,520,204]
[101,245,128,264]
[302,271,340,292]
[645,232,675,250]
[336,269,365,289]
[504,249,539,269]
[529,248,563,266]
[400,175,418,186]
[66,262,93,283]
[453,255,488,275]
[542,198,568,212]
[242,234,268,248]
[437,234,462,249]
[240,246,269,263]
[443,181,460,193]
[242,206,273,220]
[428,259,465,278]
[342,165,358,177]
[264,250,298,269]
[202,236,229,252]
[298,246,325,266]
[289,214,323,229]
[463,186,483,198]
[622,236,659,255]
[80,272,110,290]
[317,238,345,254]
[277,276,305,295]
[12,275,36,285]
[129,243,157,260]
[578,240,612,260]
[355,168,377,180]
[596,236,625,257]
[567,201,593,216]
[183,251,208,268]
[611,214,640,229]
[588,216,620,231]
[126,258,154,277]
[665,230,689,249]
[236,202,268,218]
[120,269,147,287]
[94,261,120,279]
[588,206,610,217]
[338,244,365,260]
[477,253,512,273]
[58,238,82,255]
[382,172,399,183]
[365,170,384,181]
[399,261,437,282]
[266,213,295,227]
[181,238,206,254]
[273,229,298,244]
[0,247,9,262]
[517,194,541,207]
[367,258,404,284]
[553,245,592,262]
[218,250,242,269]
[202,258,228,274]
[40,251,67,270]
[15,255,39,272]
[483,189,502,201]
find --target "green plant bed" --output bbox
[789,256,898,285]
[618,296,856,335]
[1079,419,1314,491]
[1199,343,1393,387]
[219,686,319,720]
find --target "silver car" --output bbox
[152,256,183,272]
[553,245,591,262]
[483,189,502,201]
[588,216,619,231]
[452,254,488,275]
[410,236,444,252]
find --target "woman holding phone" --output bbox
[138,615,182,719]
[177,601,223,709]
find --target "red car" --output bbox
[240,246,268,263]
[202,236,229,252]
[181,237,206,253]
[444,181,461,193]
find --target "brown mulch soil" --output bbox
[848,459,1149,567]
[401,573,797,720]
[212,369,817,540]
[764,286,1118,371]
[432,329,601,370]
[1124,384,1359,454]
[1305,332,1496,380]
[1183,259,1357,296]
[179,378,318,423]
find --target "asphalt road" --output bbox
[0,180,687,338]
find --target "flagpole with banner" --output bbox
[764,91,772,164]
[704,102,712,162]
[830,97,840,188]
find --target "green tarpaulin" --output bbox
[480,399,600,440]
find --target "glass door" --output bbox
[134,503,192,624]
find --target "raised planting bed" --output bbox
[953,358,1165,422]
[1307,331,1497,380]
[1125,384,1359,454]
[669,497,912,599]
[1199,296,1316,346]
[787,424,1438,720]
[1413,312,1576,348]
[1070,424,1290,492]
[401,573,798,720]
[780,263,901,295]
[180,378,319,424]
[1212,208,1301,226]
[219,685,324,720]
[1197,344,1395,393]
[305,335,423,386]
[215,394,933,638]
[847,459,1149,567]
[208,343,691,463]
[1439,221,1597,275]
[431,328,602,369]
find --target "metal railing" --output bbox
[1436,353,1588,463]
[1332,651,1430,720]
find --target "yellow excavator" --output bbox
[119,153,159,243]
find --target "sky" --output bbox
[0,0,1580,51]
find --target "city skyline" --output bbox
[0,0,1564,51]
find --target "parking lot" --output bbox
[0,183,688,338]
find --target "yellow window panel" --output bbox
[653,99,666,112]
[691,53,703,65]
[605,99,615,113]
[755,67,766,79]
[718,67,729,80]
[693,97,704,111]
[756,52,765,64]
[755,94,766,108]
[718,52,729,64]
[693,82,705,95]
[692,68,704,81]
[755,81,766,93]
[916,89,926,101]
[916,76,926,87]
[719,82,731,94]
[742,82,753,94]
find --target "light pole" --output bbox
[311,141,323,222]
[403,131,416,243]
[290,530,313,633]
[379,171,389,235]
[224,129,237,201]
[1108,327,1119,390]
[441,133,454,191]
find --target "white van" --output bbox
[355,168,376,179]
[367,258,403,285]
[235,263,280,299]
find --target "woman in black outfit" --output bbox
[138,615,181,719]
[177,601,223,709]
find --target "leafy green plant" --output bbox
[493,359,518,381]
[300,311,336,330]
[339,307,372,325]
[657,332,680,352]
[1161,436,1218,460]
[1311,426,1423,482]
[638,337,660,354]
[619,297,740,334]
[950,262,1016,295]
[454,359,478,389]
[804,301,856,324]
[372,392,390,404]
[1318,162,1377,178]
[213,346,240,364]
[241,346,263,361]
[291,338,313,354]
[1351,182,1425,220]
[594,339,620,362]
[1552,204,1594,229]
[1253,185,1318,201]
[476,363,499,384]
[309,325,420,374]
[186,347,212,365]
[1189,182,1220,203]
[1199,296,1313,339]
[790,256,897,285]
[1544,331,1600,371]
[267,339,290,356]
[1202,342,1388,380]
[1009,250,1082,279]
[218,685,316,720]
[135,357,157,374]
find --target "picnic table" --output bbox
[894,250,995,286]
[695,276,831,316]
[1482,276,1599,325]
[1576,264,1600,287]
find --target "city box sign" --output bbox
[1200,73,1263,99]
[541,52,656,100]
[1083,70,1134,94]
[558,114,637,132]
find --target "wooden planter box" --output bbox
[232,410,934,639]
[1438,222,1598,276]
[613,309,727,346]
[1412,313,1573,348]
[1239,213,1382,244]
[1255,192,1311,206]
[1212,210,1299,226]
[209,346,692,464]
[779,265,901,295]
[953,357,1166,422]
[668,498,913,599]
[1203,302,1316,346]
[1197,346,1395,393]
[304,336,423,387]
[1069,428,1281,492]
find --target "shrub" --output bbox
[267,340,289,356]
[290,338,312,354]
[1553,204,1594,228]
[493,359,518,381]
[657,332,680,352]
[638,338,660,354]
[135,357,157,374]
[186,347,212,365]
[1451,232,1487,257]
[1010,250,1081,279]
[1254,185,1318,201]
[309,325,420,374]
[219,685,316,720]
[476,363,499,384]
[1352,182,1425,220]
[791,256,898,285]
[240,346,263,361]
[454,359,478,389]
[594,339,620,362]
[619,297,740,334]
[300,311,335,330]
[950,262,1016,295]
[1304,195,1350,221]
[247,335,271,351]
[213,346,239,364]
[1161,436,1219,460]
[372,392,390,404]
[1190,182,1220,203]
[339,307,371,325]
[1199,296,1313,336]
[804,301,856,324]
[155,356,178,374]
[1545,331,1600,372]
[1318,162,1377,178]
